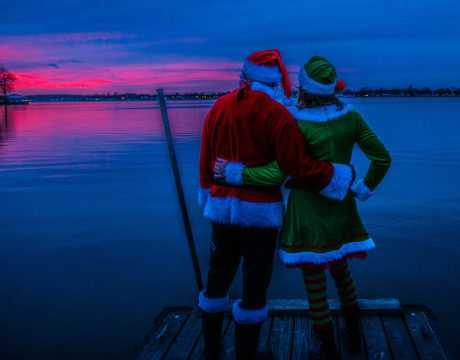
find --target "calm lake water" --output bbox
[1,98,460,359]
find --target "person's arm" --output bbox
[198,112,213,205]
[243,161,288,187]
[351,111,391,201]
[215,106,354,200]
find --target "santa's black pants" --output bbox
[205,222,278,310]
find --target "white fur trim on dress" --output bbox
[319,163,354,201]
[232,300,269,324]
[198,187,210,206]
[198,290,229,313]
[299,67,337,95]
[204,196,283,228]
[288,104,353,123]
[278,238,376,266]
[242,60,282,84]
[351,179,374,201]
[224,162,244,185]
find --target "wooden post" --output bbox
[156,88,204,291]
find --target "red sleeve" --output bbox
[199,111,213,190]
[268,107,333,190]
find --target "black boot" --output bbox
[201,311,224,360]
[341,304,362,354]
[234,322,272,360]
[308,324,340,360]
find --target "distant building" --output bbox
[4,94,29,104]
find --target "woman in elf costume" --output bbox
[215,56,391,359]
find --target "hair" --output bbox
[296,88,344,110]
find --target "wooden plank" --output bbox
[291,315,311,360]
[382,315,419,360]
[361,316,393,360]
[267,299,401,313]
[337,316,366,360]
[137,310,190,360]
[404,309,447,360]
[162,311,202,359]
[268,315,294,360]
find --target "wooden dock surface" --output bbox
[136,299,449,360]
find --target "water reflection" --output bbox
[1,99,459,360]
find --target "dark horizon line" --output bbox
[6,85,460,98]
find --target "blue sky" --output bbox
[1,0,459,93]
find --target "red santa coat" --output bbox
[199,88,334,228]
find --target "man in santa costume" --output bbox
[198,49,354,359]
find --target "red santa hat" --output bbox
[242,49,292,102]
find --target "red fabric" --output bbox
[199,89,333,203]
[247,49,292,99]
[334,79,346,92]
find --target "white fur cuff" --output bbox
[198,187,210,206]
[224,162,244,185]
[351,179,373,201]
[232,300,269,324]
[319,163,354,201]
[198,291,229,313]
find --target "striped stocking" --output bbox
[302,267,333,330]
[330,259,358,308]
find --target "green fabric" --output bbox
[305,56,337,85]
[302,268,332,327]
[242,110,391,258]
[330,260,357,307]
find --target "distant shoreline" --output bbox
[2,87,460,103]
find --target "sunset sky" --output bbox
[1,0,459,94]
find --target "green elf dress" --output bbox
[220,100,391,268]
[241,103,391,268]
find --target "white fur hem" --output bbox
[224,162,244,185]
[198,187,211,206]
[288,104,353,123]
[279,238,375,265]
[351,179,374,201]
[204,196,283,228]
[319,163,354,201]
[299,67,337,95]
[242,60,281,84]
[198,291,229,313]
[232,300,269,324]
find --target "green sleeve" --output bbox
[242,161,288,187]
[354,111,392,190]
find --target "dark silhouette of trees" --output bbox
[0,66,17,100]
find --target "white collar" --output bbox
[287,104,353,122]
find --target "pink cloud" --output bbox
[0,32,239,94]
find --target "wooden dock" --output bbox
[136,299,449,360]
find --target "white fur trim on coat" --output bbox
[198,187,211,206]
[351,179,374,201]
[232,300,269,324]
[242,60,282,84]
[288,104,353,123]
[198,290,229,313]
[278,238,376,266]
[299,67,337,95]
[224,162,244,185]
[319,163,354,201]
[204,196,283,228]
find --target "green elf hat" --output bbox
[298,56,338,95]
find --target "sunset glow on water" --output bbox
[1,99,460,359]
